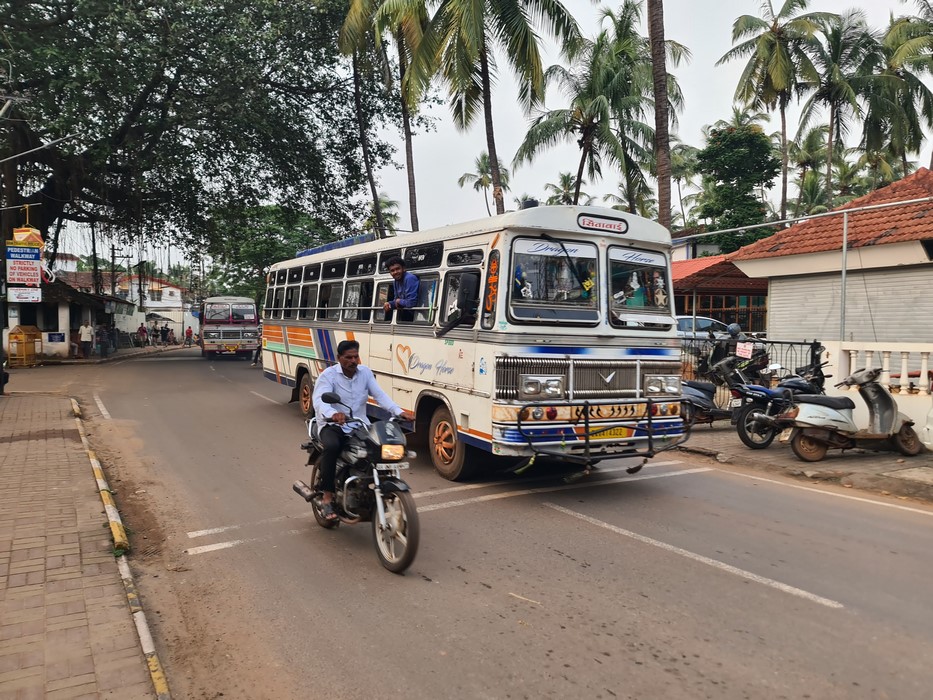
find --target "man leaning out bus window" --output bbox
[383,256,420,322]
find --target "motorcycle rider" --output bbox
[312,340,414,520]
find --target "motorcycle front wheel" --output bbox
[373,489,419,574]
[790,432,828,462]
[735,404,777,449]
[309,459,339,529]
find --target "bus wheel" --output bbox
[429,405,474,481]
[299,374,314,418]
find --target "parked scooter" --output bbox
[732,354,829,449]
[778,367,922,462]
[292,391,420,573]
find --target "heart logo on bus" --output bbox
[395,344,412,374]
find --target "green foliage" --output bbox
[695,124,780,251]
[2,1,397,253]
[204,206,339,303]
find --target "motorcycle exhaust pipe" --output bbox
[292,480,315,502]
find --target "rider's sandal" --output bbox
[321,502,338,521]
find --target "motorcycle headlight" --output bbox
[381,444,405,460]
[644,375,682,396]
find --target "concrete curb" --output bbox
[677,444,933,504]
[70,397,173,699]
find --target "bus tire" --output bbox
[299,374,314,418]
[429,405,475,481]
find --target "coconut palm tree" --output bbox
[797,10,882,204]
[344,0,430,232]
[545,173,591,205]
[458,151,510,216]
[788,124,828,217]
[411,0,580,215]
[670,141,700,228]
[717,0,834,220]
[647,0,671,230]
[362,192,401,234]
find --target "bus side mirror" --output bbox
[457,273,480,312]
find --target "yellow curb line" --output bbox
[72,397,172,699]
[119,557,173,700]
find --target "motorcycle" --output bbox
[732,354,829,450]
[682,347,769,427]
[292,391,420,574]
[778,367,923,462]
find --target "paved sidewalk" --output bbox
[0,392,158,699]
[680,422,933,504]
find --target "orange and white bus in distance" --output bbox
[261,205,687,481]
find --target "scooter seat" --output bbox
[684,380,717,394]
[794,394,856,410]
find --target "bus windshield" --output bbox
[510,237,598,322]
[608,247,671,324]
[205,302,257,324]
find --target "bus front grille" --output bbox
[495,358,680,400]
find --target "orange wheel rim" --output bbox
[433,420,456,464]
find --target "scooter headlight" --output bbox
[381,444,405,460]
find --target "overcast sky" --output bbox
[377,0,928,233]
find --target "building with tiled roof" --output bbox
[731,168,933,342]
[671,254,768,333]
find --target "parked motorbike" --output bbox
[777,367,922,462]
[683,348,769,427]
[732,356,829,450]
[292,391,420,573]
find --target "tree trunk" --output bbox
[825,103,835,206]
[479,40,504,215]
[779,98,788,221]
[647,0,671,230]
[573,148,588,205]
[397,38,419,232]
[352,52,384,237]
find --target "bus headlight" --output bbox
[519,375,564,400]
[645,375,681,396]
[243,331,258,339]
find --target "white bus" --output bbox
[261,205,686,480]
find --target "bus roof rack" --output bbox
[298,232,379,258]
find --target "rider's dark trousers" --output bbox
[319,424,347,494]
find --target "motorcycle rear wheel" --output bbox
[790,432,828,462]
[893,424,922,456]
[309,459,339,529]
[373,490,419,574]
[735,404,777,449]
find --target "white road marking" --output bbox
[545,502,845,610]
[187,514,295,539]
[416,460,684,498]
[250,390,281,404]
[185,528,305,556]
[715,469,933,517]
[418,467,711,512]
[93,393,111,420]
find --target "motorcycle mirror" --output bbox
[321,391,342,404]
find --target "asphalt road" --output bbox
[53,350,933,699]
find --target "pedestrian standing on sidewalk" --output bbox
[79,320,94,359]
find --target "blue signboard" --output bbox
[48,333,65,343]
[6,246,41,261]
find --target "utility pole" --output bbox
[110,244,131,296]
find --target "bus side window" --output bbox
[441,272,477,327]
[272,287,285,319]
[299,284,318,320]
[318,282,343,321]
[283,285,298,319]
[375,282,392,323]
[342,280,373,322]
[411,274,438,325]
[263,288,274,319]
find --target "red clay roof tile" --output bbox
[732,167,933,260]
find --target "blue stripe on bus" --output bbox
[316,329,333,362]
[518,346,677,357]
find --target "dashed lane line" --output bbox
[185,529,305,556]
[545,502,845,610]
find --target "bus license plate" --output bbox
[377,462,409,470]
[595,427,632,440]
